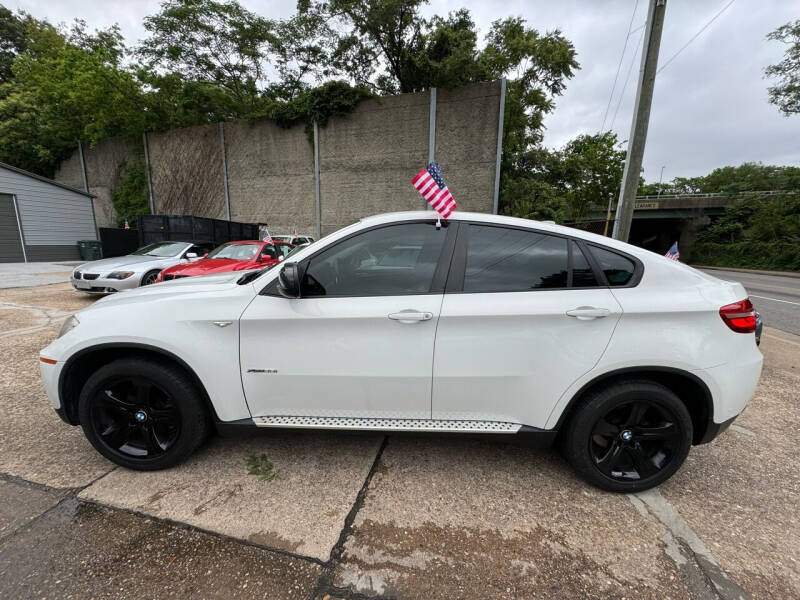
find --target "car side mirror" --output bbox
[185,252,198,259]
[278,255,285,262]
[277,263,301,298]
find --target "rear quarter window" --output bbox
[589,245,636,286]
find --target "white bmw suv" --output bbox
[40,212,763,492]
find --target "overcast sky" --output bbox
[8,0,799,181]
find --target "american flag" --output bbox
[412,162,457,218]
[665,241,680,261]
[262,227,272,243]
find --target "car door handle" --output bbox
[388,310,433,323]
[566,306,611,320]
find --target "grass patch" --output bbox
[245,454,280,482]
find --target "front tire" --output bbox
[78,358,209,470]
[562,380,693,493]
[141,270,161,286]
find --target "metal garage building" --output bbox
[0,162,97,262]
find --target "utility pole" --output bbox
[612,0,667,241]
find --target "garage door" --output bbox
[0,194,25,262]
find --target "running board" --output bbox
[252,415,521,433]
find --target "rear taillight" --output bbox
[719,298,756,333]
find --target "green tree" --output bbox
[691,194,800,271]
[0,5,31,83]
[642,163,800,196]
[502,132,625,222]
[0,18,146,175]
[547,132,626,219]
[765,20,800,116]
[138,0,278,115]
[110,161,150,227]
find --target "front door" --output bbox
[240,221,454,419]
[432,224,623,428]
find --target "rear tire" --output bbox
[78,358,209,470]
[562,379,693,493]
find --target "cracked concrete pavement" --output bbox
[0,281,798,599]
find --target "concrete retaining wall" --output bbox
[319,91,432,235]
[147,124,226,219]
[225,120,316,235]
[54,81,503,236]
[53,137,140,228]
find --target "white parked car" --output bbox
[41,212,762,492]
[271,234,315,246]
[71,241,215,293]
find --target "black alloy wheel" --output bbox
[89,377,181,459]
[562,380,693,492]
[589,400,681,482]
[78,358,209,470]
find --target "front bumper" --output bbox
[698,414,738,444]
[39,358,63,411]
[71,274,141,293]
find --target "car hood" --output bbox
[87,271,252,310]
[76,254,174,272]
[168,257,254,275]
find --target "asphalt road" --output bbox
[699,268,800,336]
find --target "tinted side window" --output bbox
[463,225,568,292]
[571,241,599,287]
[590,245,636,286]
[301,223,447,297]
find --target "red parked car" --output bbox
[155,240,294,282]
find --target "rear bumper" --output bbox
[691,345,762,443]
[697,351,763,424]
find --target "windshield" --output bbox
[208,243,260,260]
[132,242,188,257]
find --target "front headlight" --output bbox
[107,271,135,280]
[58,315,79,338]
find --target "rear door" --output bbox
[432,224,624,427]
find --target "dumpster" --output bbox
[77,240,102,261]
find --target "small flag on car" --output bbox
[124,219,130,230]
[262,227,272,243]
[665,241,680,261]
[412,162,457,219]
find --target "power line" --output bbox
[610,24,646,132]
[600,0,640,133]
[629,22,646,36]
[657,0,736,74]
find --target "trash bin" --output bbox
[77,240,102,261]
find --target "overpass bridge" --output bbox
[571,190,797,255]
[581,190,795,222]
